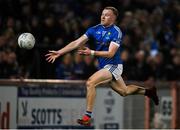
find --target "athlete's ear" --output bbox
[113,15,117,21]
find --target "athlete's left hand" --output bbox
[78,47,91,55]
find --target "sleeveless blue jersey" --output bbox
[85,24,123,68]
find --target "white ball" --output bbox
[18,33,35,49]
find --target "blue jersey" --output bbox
[85,24,123,68]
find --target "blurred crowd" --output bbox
[0,0,179,81]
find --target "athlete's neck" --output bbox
[102,23,114,28]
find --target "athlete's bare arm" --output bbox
[45,35,88,63]
[78,42,119,58]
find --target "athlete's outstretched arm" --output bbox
[78,41,119,58]
[45,35,88,63]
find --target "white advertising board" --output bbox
[18,98,87,128]
[94,87,124,129]
[0,87,17,129]
[17,86,92,129]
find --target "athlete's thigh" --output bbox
[88,69,113,87]
[110,76,127,92]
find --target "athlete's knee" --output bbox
[86,78,95,88]
[121,91,127,97]
[115,89,127,97]
[120,88,128,97]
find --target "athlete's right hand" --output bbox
[45,50,61,63]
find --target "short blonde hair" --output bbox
[104,6,119,18]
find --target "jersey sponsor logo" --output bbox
[96,42,109,46]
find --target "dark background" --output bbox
[0,0,179,81]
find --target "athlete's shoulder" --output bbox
[112,25,122,33]
[85,24,102,37]
[90,24,102,29]
[112,25,123,37]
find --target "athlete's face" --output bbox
[101,9,116,26]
